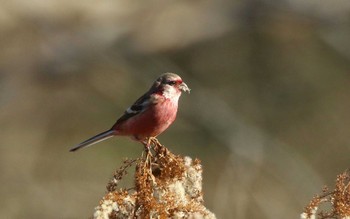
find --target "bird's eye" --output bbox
[166,81,176,85]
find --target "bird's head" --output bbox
[152,73,190,99]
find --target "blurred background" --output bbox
[1,0,350,218]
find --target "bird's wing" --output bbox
[115,91,154,125]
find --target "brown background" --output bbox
[1,0,350,218]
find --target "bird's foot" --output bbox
[141,137,162,154]
[150,137,161,146]
[142,137,158,149]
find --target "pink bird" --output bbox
[70,73,190,152]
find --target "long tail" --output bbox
[69,130,115,152]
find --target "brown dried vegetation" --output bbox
[93,138,216,219]
[303,170,350,219]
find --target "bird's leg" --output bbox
[146,138,154,157]
[149,137,163,153]
[151,137,161,146]
[141,137,152,150]
[141,137,154,173]
[140,138,151,158]
[146,137,153,149]
[141,137,161,152]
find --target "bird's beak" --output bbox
[179,82,191,93]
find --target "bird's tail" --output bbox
[69,129,115,152]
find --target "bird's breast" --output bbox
[116,97,179,139]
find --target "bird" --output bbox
[69,73,190,152]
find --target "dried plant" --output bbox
[93,138,216,219]
[302,169,350,219]
[106,158,138,193]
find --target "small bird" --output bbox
[70,73,190,152]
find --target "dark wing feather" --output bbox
[114,79,162,126]
[114,91,152,125]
